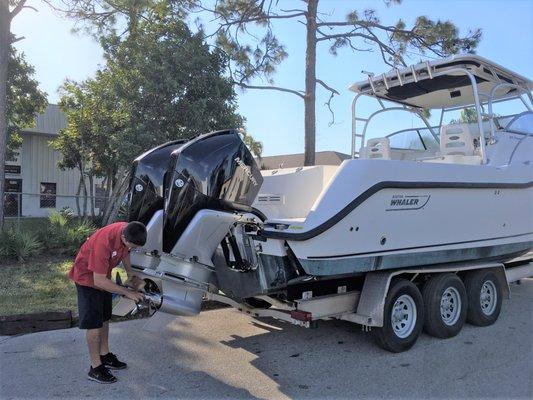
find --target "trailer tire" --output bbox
[422,273,467,338]
[465,270,502,326]
[373,279,424,353]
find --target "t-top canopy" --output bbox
[349,55,533,109]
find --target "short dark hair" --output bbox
[123,221,147,246]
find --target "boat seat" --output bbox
[360,137,391,159]
[440,123,476,156]
[418,123,482,165]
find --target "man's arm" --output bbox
[94,273,144,302]
[122,253,135,277]
[122,253,144,290]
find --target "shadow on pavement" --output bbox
[219,287,532,400]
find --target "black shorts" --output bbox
[76,283,113,329]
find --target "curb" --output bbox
[0,300,230,336]
[0,311,75,335]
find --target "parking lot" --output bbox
[1,279,532,399]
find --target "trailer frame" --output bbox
[206,256,532,330]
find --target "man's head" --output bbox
[121,221,147,249]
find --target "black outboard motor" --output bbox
[163,129,263,253]
[128,140,186,225]
[122,130,263,318]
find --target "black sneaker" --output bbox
[101,352,127,370]
[88,365,117,384]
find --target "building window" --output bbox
[40,182,57,208]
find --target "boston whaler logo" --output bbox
[235,157,259,187]
[387,194,430,211]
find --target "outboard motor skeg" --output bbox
[163,129,263,254]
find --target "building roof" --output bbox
[257,151,350,169]
[23,104,66,136]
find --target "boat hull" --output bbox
[260,159,533,277]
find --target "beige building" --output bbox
[4,105,102,218]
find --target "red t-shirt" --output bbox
[68,222,129,288]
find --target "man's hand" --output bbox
[127,275,144,291]
[93,272,144,302]
[124,290,144,303]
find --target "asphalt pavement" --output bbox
[1,279,532,400]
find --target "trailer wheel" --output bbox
[465,270,502,326]
[422,273,467,338]
[373,279,424,353]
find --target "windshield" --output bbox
[505,112,533,135]
[386,128,440,151]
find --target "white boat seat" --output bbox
[360,137,391,159]
[440,123,476,156]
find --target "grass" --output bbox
[0,255,128,316]
[0,255,77,316]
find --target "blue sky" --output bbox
[12,0,533,156]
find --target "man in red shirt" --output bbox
[69,221,147,384]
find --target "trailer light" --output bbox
[291,310,313,322]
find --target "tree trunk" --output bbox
[80,170,88,217]
[102,169,130,226]
[98,172,110,217]
[75,174,82,216]
[0,4,10,230]
[101,170,113,216]
[88,173,94,218]
[303,0,318,166]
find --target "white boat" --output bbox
[255,55,533,277]
[121,55,533,351]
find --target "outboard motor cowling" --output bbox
[128,140,186,225]
[163,129,262,254]
[127,140,187,266]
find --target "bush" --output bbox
[114,196,130,222]
[64,219,96,254]
[39,209,97,255]
[0,229,43,262]
[0,209,97,263]
[42,210,69,249]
